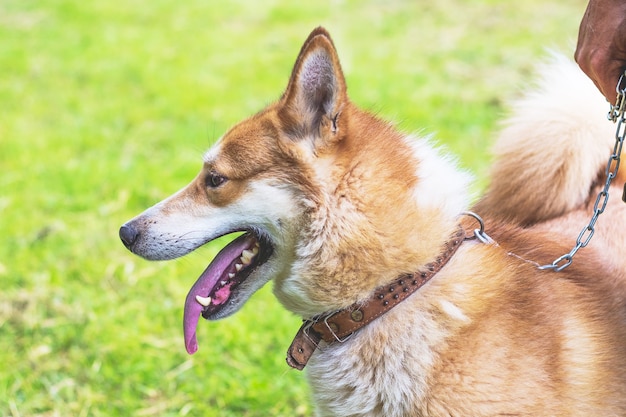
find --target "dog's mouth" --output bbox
[183,231,273,354]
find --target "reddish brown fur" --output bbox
[422,226,626,415]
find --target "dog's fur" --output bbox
[121,28,626,416]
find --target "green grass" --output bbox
[1,0,587,415]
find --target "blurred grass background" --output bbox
[1,0,587,415]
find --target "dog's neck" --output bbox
[286,225,467,370]
[272,126,472,318]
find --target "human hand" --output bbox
[575,0,626,104]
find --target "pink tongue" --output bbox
[183,234,256,354]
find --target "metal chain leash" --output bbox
[538,72,626,272]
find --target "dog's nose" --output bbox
[119,224,139,249]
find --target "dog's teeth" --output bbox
[195,295,212,307]
[240,249,255,265]
[220,280,227,286]
[228,273,235,279]
[235,263,243,271]
[251,246,259,256]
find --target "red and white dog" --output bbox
[121,27,626,416]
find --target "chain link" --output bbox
[539,71,626,271]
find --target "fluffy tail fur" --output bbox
[475,54,620,226]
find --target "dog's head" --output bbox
[120,27,470,354]
[120,27,352,353]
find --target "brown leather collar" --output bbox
[286,226,466,370]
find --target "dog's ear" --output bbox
[279,27,348,146]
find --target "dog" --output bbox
[120,27,626,416]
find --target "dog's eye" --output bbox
[206,172,227,188]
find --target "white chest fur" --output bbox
[304,294,453,417]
